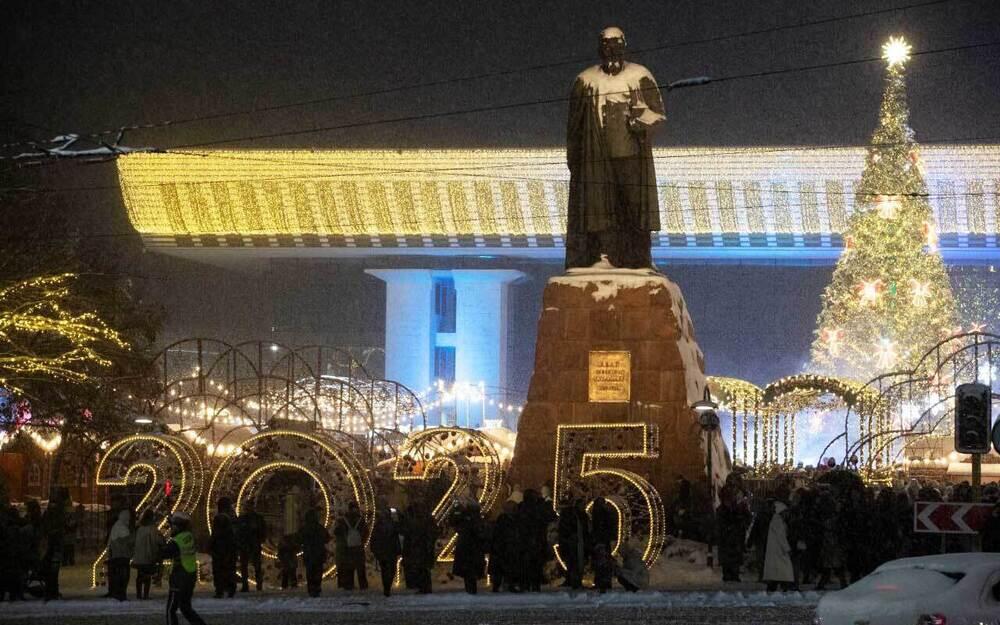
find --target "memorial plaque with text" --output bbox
[588,351,631,402]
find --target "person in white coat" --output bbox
[106,510,133,601]
[763,501,796,592]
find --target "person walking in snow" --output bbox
[488,499,522,592]
[763,498,796,592]
[716,484,750,583]
[107,509,133,601]
[277,534,298,589]
[209,498,237,598]
[236,501,266,593]
[369,501,401,597]
[132,509,165,600]
[557,496,590,590]
[517,489,555,592]
[163,512,207,625]
[451,500,486,594]
[299,508,330,598]
[333,501,368,591]
[401,503,437,594]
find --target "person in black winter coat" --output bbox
[210,498,237,598]
[236,502,266,592]
[299,508,330,597]
[41,488,68,601]
[333,501,368,591]
[277,534,298,589]
[0,506,25,601]
[716,485,751,582]
[401,503,437,594]
[557,497,590,590]
[517,490,555,592]
[488,500,522,592]
[451,501,486,594]
[369,502,401,597]
[590,497,617,555]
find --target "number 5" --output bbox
[553,423,665,568]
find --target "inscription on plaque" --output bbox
[588,351,631,403]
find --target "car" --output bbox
[814,552,1000,625]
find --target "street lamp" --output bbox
[692,386,719,567]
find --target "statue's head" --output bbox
[599,26,626,73]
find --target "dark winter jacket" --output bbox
[299,515,330,569]
[370,511,401,563]
[557,503,591,567]
[488,508,521,579]
[450,505,485,579]
[401,507,438,572]
[210,512,237,560]
[236,511,266,553]
[590,498,618,550]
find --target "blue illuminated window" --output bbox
[434,346,456,384]
[433,278,456,333]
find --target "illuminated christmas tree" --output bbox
[811,37,956,379]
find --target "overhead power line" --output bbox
[15,0,968,147]
[166,40,1000,150]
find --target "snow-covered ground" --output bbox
[3,542,821,624]
[2,591,820,625]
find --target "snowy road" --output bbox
[1,591,820,625]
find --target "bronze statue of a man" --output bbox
[565,26,665,270]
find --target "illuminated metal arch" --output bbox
[207,429,376,579]
[149,338,424,439]
[761,374,880,468]
[286,344,373,381]
[859,392,1000,470]
[857,332,1000,472]
[706,377,762,467]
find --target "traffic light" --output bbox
[955,382,992,454]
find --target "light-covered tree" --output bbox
[811,37,957,379]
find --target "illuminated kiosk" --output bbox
[117,146,1000,435]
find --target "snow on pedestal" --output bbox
[510,262,728,504]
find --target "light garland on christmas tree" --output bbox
[811,36,957,379]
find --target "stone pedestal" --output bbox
[510,266,725,504]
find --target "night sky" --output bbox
[4,0,999,148]
[3,0,1000,445]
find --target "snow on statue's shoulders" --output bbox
[577,62,654,88]
[551,255,669,301]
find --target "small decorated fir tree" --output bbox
[811,37,956,379]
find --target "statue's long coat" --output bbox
[566,62,665,234]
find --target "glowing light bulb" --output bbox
[882,36,911,68]
[875,338,897,369]
[909,278,931,307]
[857,279,883,306]
[820,327,844,356]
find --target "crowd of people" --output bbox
[0,487,82,602]
[2,472,999,614]
[716,473,1000,592]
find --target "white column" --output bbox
[364,269,434,396]
[450,269,524,427]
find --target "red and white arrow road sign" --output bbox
[914,501,995,534]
